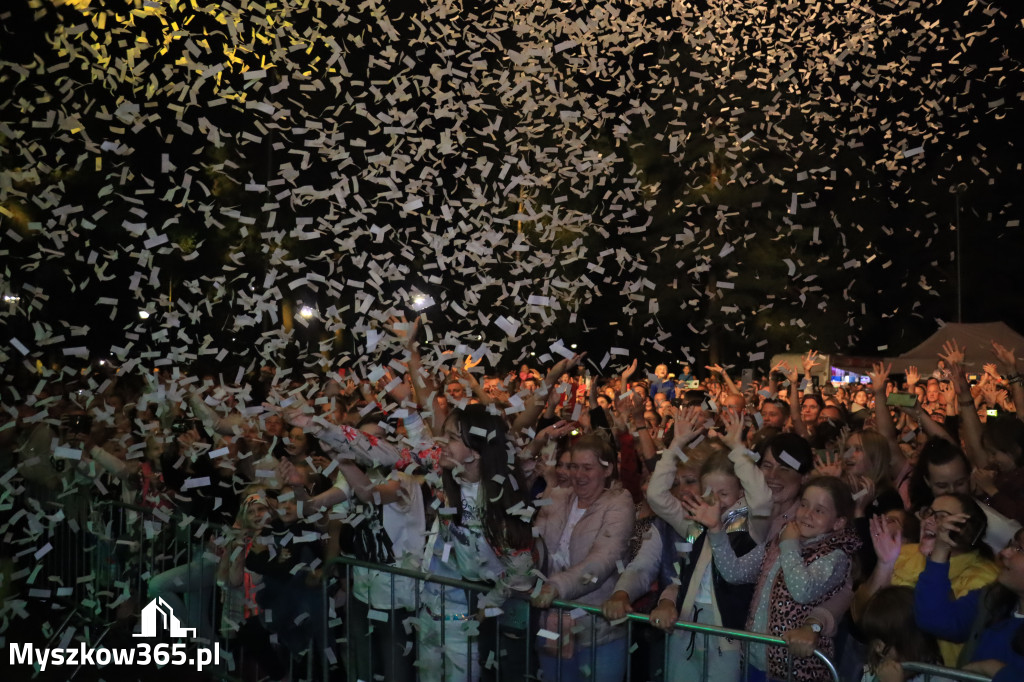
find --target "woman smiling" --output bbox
[532,434,634,682]
[418,405,535,682]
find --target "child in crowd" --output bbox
[648,447,759,682]
[859,586,944,682]
[710,476,861,682]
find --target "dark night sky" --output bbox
[2,0,1023,382]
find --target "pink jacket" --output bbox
[534,485,635,645]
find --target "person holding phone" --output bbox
[913,526,1024,680]
[853,494,998,666]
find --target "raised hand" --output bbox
[780,521,802,542]
[720,409,745,450]
[933,383,953,409]
[386,314,418,350]
[548,353,586,383]
[278,459,306,487]
[980,381,1000,407]
[868,362,891,394]
[543,420,577,440]
[618,390,646,421]
[813,449,844,478]
[983,363,1001,381]
[669,405,705,450]
[869,514,903,564]
[998,389,1013,411]
[852,476,876,518]
[905,365,920,388]
[992,341,1017,370]
[938,339,965,365]
[621,358,639,380]
[801,351,821,375]
[778,361,798,385]
[681,491,722,531]
[946,361,971,397]
[934,512,969,549]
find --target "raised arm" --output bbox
[706,363,741,396]
[463,369,493,406]
[647,406,705,537]
[899,397,957,445]
[388,315,437,414]
[620,389,657,463]
[521,420,575,462]
[619,358,638,396]
[186,391,245,436]
[84,442,141,487]
[335,460,404,505]
[511,354,584,436]
[720,410,772,543]
[785,361,810,439]
[867,362,907,479]
[942,345,987,468]
[851,514,903,622]
[992,341,1024,425]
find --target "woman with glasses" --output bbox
[907,437,1020,548]
[914,524,1024,680]
[854,493,998,666]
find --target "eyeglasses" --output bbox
[916,507,954,521]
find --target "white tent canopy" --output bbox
[885,322,1024,374]
[787,323,1024,382]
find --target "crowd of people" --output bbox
[4,321,1024,682]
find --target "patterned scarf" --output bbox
[760,528,861,682]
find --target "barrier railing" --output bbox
[322,555,841,682]
[902,662,992,682]
[16,495,849,682]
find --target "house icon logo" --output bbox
[133,597,197,638]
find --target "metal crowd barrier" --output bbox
[902,662,992,682]
[15,491,859,682]
[20,494,204,622]
[322,555,842,682]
